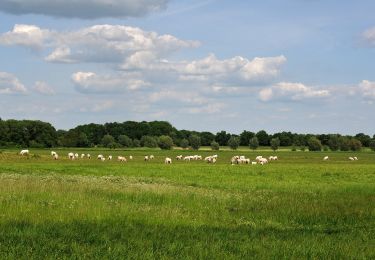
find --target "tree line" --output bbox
[0,118,375,151]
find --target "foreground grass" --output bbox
[0,149,374,258]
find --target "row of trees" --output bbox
[1,118,375,151]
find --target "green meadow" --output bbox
[0,148,374,259]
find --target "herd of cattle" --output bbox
[18,149,359,165]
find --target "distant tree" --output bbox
[101,134,115,147]
[270,137,280,151]
[108,142,121,149]
[215,131,231,146]
[239,131,255,146]
[307,137,322,151]
[249,137,259,150]
[158,135,174,150]
[339,136,350,151]
[76,133,89,147]
[189,135,201,150]
[118,135,133,147]
[369,139,375,151]
[180,139,189,149]
[227,136,240,150]
[300,146,306,152]
[200,132,215,146]
[132,139,141,147]
[349,139,362,151]
[256,130,269,146]
[210,141,220,150]
[141,136,158,148]
[328,134,340,151]
[355,133,371,147]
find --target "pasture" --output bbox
[0,148,374,258]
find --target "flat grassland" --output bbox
[0,149,374,258]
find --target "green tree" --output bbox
[158,135,174,150]
[249,137,259,150]
[210,141,219,150]
[339,136,350,151]
[101,134,115,147]
[227,136,240,150]
[270,137,280,151]
[118,135,133,147]
[141,136,158,148]
[369,139,375,151]
[256,130,269,146]
[328,134,340,151]
[355,133,371,147]
[180,139,189,149]
[307,137,322,151]
[215,131,231,146]
[189,135,201,150]
[349,139,362,151]
[239,131,255,146]
[132,139,141,147]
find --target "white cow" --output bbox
[74,153,79,159]
[20,149,29,156]
[81,153,85,159]
[323,156,329,161]
[129,155,133,160]
[97,154,104,160]
[144,156,149,161]
[53,153,59,160]
[165,157,172,164]
[118,156,127,162]
[176,155,183,160]
[349,157,354,161]
[51,151,57,157]
[108,155,112,160]
[150,155,154,160]
[354,156,358,161]
[68,152,75,160]
[251,161,257,165]
[87,154,91,159]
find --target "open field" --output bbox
[0,148,374,258]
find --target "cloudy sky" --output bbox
[0,0,374,134]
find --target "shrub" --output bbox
[370,139,375,151]
[158,135,174,150]
[270,138,280,151]
[307,137,322,151]
[141,136,158,148]
[339,137,350,151]
[132,139,141,147]
[189,135,201,150]
[107,142,121,149]
[249,137,259,150]
[291,145,296,151]
[180,139,189,149]
[300,146,306,151]
[227,136,240,150]
[210,141,220,151]
[118,135,133,147]
[349,139,362,151]
[101,134,115,147]
[328,134,340,151]
[323,145,329,151]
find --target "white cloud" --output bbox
[0,0,169,19]
[362,27,375,46]
[72,72,151,93]
[259,82,330,101]
[33,81,55,95]
[358,80,375,99]
[0,24,52,50]
[0,72,27,94]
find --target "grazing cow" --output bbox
[20,149,29,156]
[87,154,91,159]
[108,155,112,161]
[101,157,106,162]
[51,151,57,157]
[68,152,75,160]
[251,162,257,165]
[184,156,191,161]
[144,156,149,161]
[81,154,85,159]
[74,153,79,159]
[259,158,268,165]
[165,157,172,164]
[118,156,127,162]
[150,155,154,160]
[53,153,59,160]
[354,156,358,160]
[255,156,263,161]
[97,154,104,160]
[323,156,329,161]
[176,155,183,160]
[349,157,354,161]
[129,155,133,160]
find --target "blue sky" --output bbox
[0,0,374,134]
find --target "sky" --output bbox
[0,0,374,134]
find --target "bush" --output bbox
[180,139,189,149]
[132,139,141,147]
[300,146,306,151]
[328,134,340,151]
[307,137,322,151]
[291,145,296,151]
[189,135,201,150]
[323,145,329,151]
[29,140,44,148]
[158,135,174,150]
[210,141,220,151]
[370,139,375,151]
[101,134,115,147]
[107,142,121,149]
[227,136,240,150]
[141,136,158,148]
[118,135,133,147]
[349,139,362,151]
[339,137,350,151]
[249,137,259,150]
[270,138,280,151]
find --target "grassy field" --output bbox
[0,148,374,259]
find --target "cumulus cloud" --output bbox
[362,27,375,46]
[33,81,55,95]
[358,80,375,99]
[259,82,330,101]
[0,24,199,63]
[0,0,169,19]
[0,72,27,94]
[72,72,151,93]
